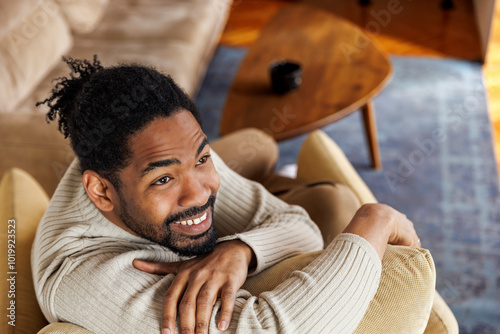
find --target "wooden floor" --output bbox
[484,3,500,177]
[220,0,500,174]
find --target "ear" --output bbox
[82,170,117,212]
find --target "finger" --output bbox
[194,283,219,334]
[401,216,420,247]
[178,276,207,334]
[394,212,419,247]
[133,259,180,275]
[412,237,422,248]
[161,272,189,334]
[217,283,237,331]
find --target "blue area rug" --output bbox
[195,46,500,333]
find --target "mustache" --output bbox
[164,194,216,226]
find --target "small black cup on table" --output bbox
[269,60,302,94]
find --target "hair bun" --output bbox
[36,55,103,138]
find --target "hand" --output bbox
[133,240,256,334]
[343,203,421,260]
[385,206,421,248]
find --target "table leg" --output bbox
[361,101,382,169]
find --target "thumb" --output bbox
[133,259,181,275]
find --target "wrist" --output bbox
[343,204,392,260]
[220,240,257,271]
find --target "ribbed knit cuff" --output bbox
[333,233,382,269]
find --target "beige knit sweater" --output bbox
[32,152,382,333]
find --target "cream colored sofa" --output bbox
[0,0,231,196]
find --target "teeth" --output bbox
[175,212,208,226]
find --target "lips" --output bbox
[169,209,212,235]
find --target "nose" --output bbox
[178,173,210,208]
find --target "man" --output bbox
[33,56,425,334]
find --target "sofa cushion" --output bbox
[0,113,74,197]
[66,0,231,97]
[0,0,72,113]
[55,0,109,34]
[10,0,231,114]
[296,130,377,205]
[0,168,50,334]
[0,0,43,37]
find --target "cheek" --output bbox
[148,195,176,221]
[207,164,220,194]
[124,188,175,225]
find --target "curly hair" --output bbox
[37,55,201,188]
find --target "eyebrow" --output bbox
[196,137,209,158]
[141,158,181,177]
[141,137,209,177]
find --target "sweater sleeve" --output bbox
[211,152,324,274]
[51,233,381,334]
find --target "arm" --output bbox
[210,151,325,274]
[130,203,420,334]
[49,230,382,334]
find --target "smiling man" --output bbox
[31,57,438,334]
[104,116,219,257]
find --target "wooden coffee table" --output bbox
[220,4,392,169]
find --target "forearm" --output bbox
[221,233,382,333]
[217,204,322,274]
[213,152,323,274]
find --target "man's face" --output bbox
[114,110,220,256]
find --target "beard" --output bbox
[118,194,217,257]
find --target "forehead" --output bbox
[128,111,204,166]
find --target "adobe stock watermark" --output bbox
[214,0,243,11]
[222,131,273,176]
[212,0,244,20]
[440,278,462,304]
[384,82,484,191]
[6,219,17,327]
[7,0,60,54]
[384,127,447,192]
[261,105,296,137]
[439,277,499,334]
[224,105,296,174]
[340,0,408,63]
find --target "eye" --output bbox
[196,154,211,166]
[153,176,171,185]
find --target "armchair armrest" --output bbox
[296,130,377,205]
[38,322,94,334]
